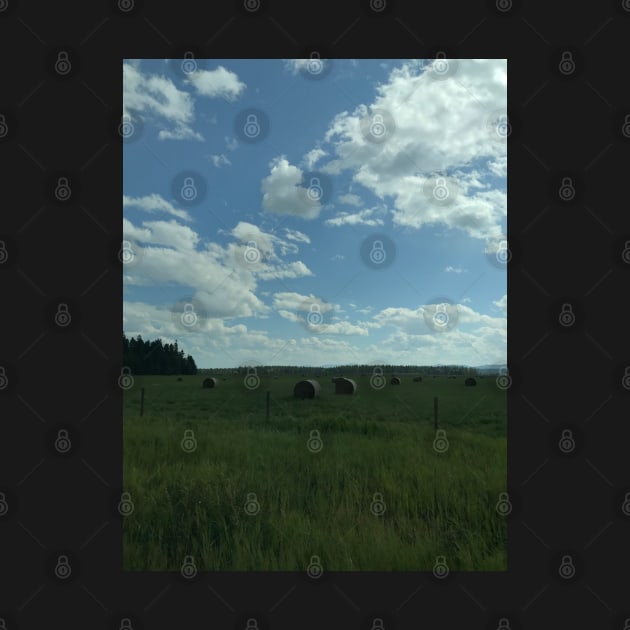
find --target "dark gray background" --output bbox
[1,0,629,628]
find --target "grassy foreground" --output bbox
[123,374,507,571]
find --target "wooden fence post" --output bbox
[433,396,438,431]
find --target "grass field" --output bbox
[123,373,507,571]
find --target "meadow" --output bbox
[122,372,507,572]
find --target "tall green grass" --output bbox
[123,375,507,571]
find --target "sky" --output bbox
[122,58,507,369]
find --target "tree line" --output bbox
[123,333,198,375]
[200,364,479,376]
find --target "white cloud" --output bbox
[272,292,335,313]
[445,266,466,273]
[313,321,368,336]
[123,300,265,351]
[230,221,308,258]
[283,228,311,244]
[157,125,204,141]
[123,194,192,221]
[123,217,199,252]
[122,216,315,321]
[225,136,239,151]
[492,294,507,313]
[325,207,385,227]
[184,66,246,101]
[261,157,323,219]
[272,292,368,336]
[284,58,330,75]
[367,302,506,335]
[488,155,507,178]
[276,309,301,323]
[209,154,231,168]
[276,310,369,336]
[256,261,313,280]
[303,147,327,170]
[123,61,203,142]
[217,221,314,276]
[351,298,507,365]
[315,59,507,240]
[338,193,362,207]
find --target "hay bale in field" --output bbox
[202,377,218,388]
[464,377,477,386]
[293,379,321,399]
[334,377,357,395]
[390,376,401,385]
[413,376,422,382]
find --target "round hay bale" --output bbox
[293,379,321,399]
[334,377,357,395]
[464,377,477,387]
[202,377,218,388]
[390,376,401,385]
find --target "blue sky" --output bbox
[122,58,507,368]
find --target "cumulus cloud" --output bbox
[209,154,231,167]
[123,218,199,252]
[261,157,323,219]
[272,292,335,313]
[325,206,385,227]
[338,193,362,207]
[272,292,368,336]
[122,215,314,321]
[367,301,506,335]
[157,126,204,141]
[225,136,239,151]
[283,228,311,244]
[284,58,330,75]
[123,61,246,142]
[303,147,327,170]
[123,61,203,141]
[229,221,310,258]
[492,294,507,313]
[184,66,246,101]
[314,59,507,240]
[123,194,192,221]
[256,261,313,280]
